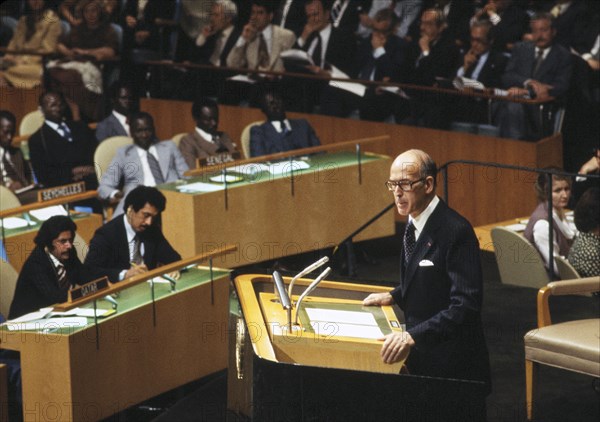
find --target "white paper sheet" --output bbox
[268,160,310,176]
[305,308,378,326]
[4,307,54,323]
[228,74,256,84]
[503,223,526,232]
[28,205,68,221]
[309,321,384,339]
[230,163,270,175]
[3,317,88,331]
[209,174,243,183]
[0,217,30,229]
[175,182,224,193]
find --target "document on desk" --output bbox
[305,308,384,339]
[28,205,68,221]
[176,182,224,193]
[268,160,310,176]
[3,317,88,331]
[230,163,270,175]
[0,217,32,229]
[503,223,527,232]
[328,65,367,97]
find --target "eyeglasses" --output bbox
[385,178,426,192]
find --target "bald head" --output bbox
[389,150,437,218]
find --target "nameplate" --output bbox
[38,181,86,202]
[198,151,241,167]
[69,276,110,302]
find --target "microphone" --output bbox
[162,274,178,292]
[294,267,331,325]
[273,270,292,328]
[103,295,118,310]
[288,256,329,299]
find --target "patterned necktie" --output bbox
[57,123,72,142]
[257,33,269,69]
[331,0,344,27]
[57,263,69,289]
[146,151,164,184]
[403,221,416,264]
[131,235,143,265]
[312,34,322,67]
[532,48,545,77]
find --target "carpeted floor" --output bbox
[105,230,599,422]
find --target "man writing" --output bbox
[363,149,491,409]
[85,186,181,283]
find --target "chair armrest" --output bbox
[537,277,600,328]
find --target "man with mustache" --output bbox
[85,186,181,283]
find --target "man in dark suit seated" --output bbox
[0,110,35,203]
[28,91,98,191]
[85,186,181,283]
[496,12,573,140]
[406,7,461,129]
[9,216,95,319]
[452,20,508,124]
[95,81,139,142]
[321,8,410,121]
[178,97,238,168]
[470,0,529,53]
[363,149,491,415]
[97,111,189,217]
[250,88,321,157]
[273,0,307,37]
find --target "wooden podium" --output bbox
[228,274,488,421]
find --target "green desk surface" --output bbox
[160,151,386,194]
[0,267,230,336]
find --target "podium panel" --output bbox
[228,274,487,421]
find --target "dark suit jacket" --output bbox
[460,49,509,88]
[28,121,98,189]
[544,0,592,53]
[95,113,128,143]
[250,119,321,157]
[274,0,307,38]
[296,26,357,75]
[391,199,491,388]
[331,0,371,33]
[9,246,92,319]
[490,3,529,52]
[409,32,461,87]
[84,215,181,283]
[178,130,237,169]
[501,41,573,98]
[121,0,175,52]
[190,26,242,67]
[354,34,410,82]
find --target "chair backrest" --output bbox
[0,186,22,211]
[554,256,580,280]
[60,19,71,37]
[0,259,18,318]
[491,227,550,289]
[19,110,44,136]
[170,132,187,147]
[73,233,89,262]
[1,16,18,32]
[240,121,263,159]
[110,23,123,53]
[94,136,133,183]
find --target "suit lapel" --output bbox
[116,217,131,266]
[401,201,446,295]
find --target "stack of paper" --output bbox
[29,205,68,221]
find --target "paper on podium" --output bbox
[305,308,384,340]
[176,182,224,193]
[328,65,367,97]
[231,163,270,175]
[29,205,68,221]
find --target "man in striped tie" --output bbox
[8,216,94,319]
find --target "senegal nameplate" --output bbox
[69,276,110,301]
[198,151,241,167]
[38,181,86,202]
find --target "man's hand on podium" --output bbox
[362,292,394,306]
[380,332,415,364]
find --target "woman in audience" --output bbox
[48,0,119,121]
[0,0,62,88]
[568,187,600,277]
[524,168,577,274]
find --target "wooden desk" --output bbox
[0,266,231,422]
[1,212,102,272]
[228,273,487,421]
[160,151,395,267]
